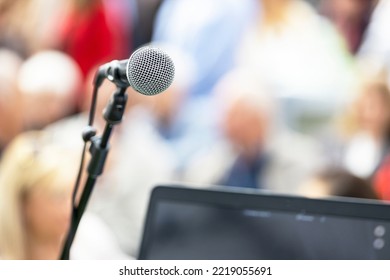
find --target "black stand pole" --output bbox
[60,86,128,260]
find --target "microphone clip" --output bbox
[96,60,129,89]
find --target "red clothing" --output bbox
[59,2,128,79]
[373,155,390,201]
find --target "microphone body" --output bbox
[96,46,175,95]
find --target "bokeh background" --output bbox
[0,0,390,259]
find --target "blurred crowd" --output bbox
[1,0,390,259]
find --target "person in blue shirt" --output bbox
[153,0,259,98]
[151,0,259,172]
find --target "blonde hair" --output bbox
[0,131,76,259]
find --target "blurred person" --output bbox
[184,69,322,194]
[102,0,133,54]
[153,0,258,99]
[17,50,82,130]
[0,48,23,153]
[56,0,130,81]
[320,0,378,54]
[152,0,259,175]
[301,167,378,199]
[0,0,131,84]
[0,131,75,259]
[137,44,211,171]
[0,0,67,56]
[238,0,356,134]
[152,0,258,122]
[0,131,127,259]
[341,73,390,179]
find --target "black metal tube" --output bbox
[59,86,128,260]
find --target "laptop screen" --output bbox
[138,186,390,260]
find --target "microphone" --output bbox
[96,45,175,95]
[60,46,175,260]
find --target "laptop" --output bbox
[138,185,390,259]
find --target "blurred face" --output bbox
[23,184,72,241]
[358,89,390,136]
[223,99,267,154]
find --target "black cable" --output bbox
[71,143,87,206]
[61,80,101,260]
[70,82,99,206]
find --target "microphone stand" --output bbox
[60,85,128,260]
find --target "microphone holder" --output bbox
[60,86,128,260]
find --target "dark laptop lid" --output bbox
[138,185,390,260]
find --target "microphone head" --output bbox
[126,46,175,96]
